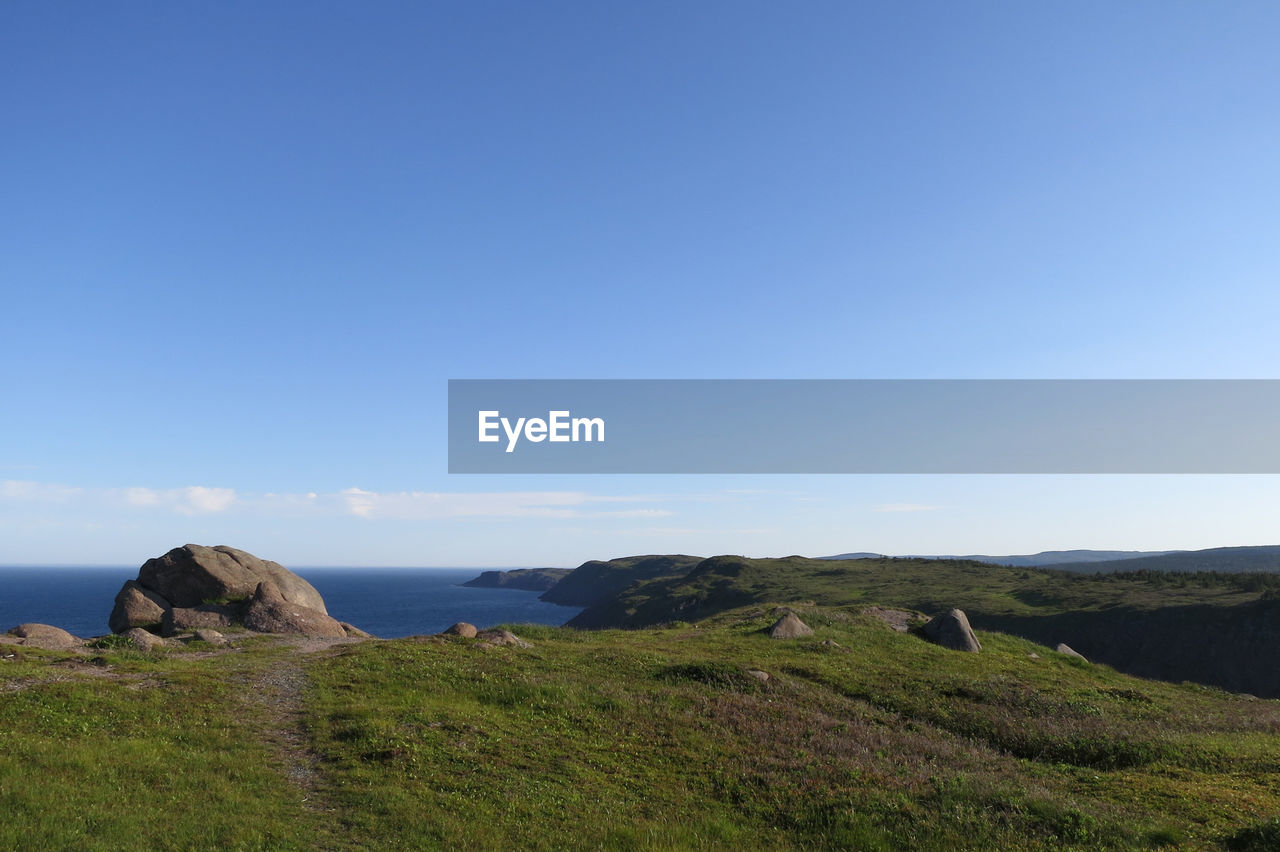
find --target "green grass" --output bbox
[4,609,1280,849]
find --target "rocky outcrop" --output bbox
[922,609,982,652]
[138,544,327,611]
[443,622,478,638]
[109,544,361,638]
[768,612,814,639]
[242,581,347,638]
[7,623,82,648]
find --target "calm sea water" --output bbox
[0,567,582,639]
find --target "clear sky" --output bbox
[4,2,1280,566]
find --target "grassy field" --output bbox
[3,607,1280,850]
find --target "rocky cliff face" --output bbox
[461,568,571,592]
[976,598,1280,698]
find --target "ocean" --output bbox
[0,566,582,639]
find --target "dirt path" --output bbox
[242,636,367,810]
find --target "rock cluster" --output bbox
[108,544,362,639]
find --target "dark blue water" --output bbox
[0,567,582,639]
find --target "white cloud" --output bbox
[175,486,237,515]
[2,479,677,523]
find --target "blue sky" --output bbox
[4,2,1280,566]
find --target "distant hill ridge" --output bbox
[822,544,1280,572]
[821,549,1184,567]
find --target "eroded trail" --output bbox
[242,636,366,810]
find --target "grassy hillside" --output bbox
[566,555,1280,697]
[3,615,1280,849]
[539,554,704,607]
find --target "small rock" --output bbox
[442,622,478,638]
[340,622,372,638]
[820,639,842,648]
[745,669,770,683]
[122,627,166,652]
[475,628,531,648]
[1027,652,1040,659]
[1056,643,1088,662]
[193,628,228,645]
[768,612,814,639]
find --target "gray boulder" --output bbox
[137,544,327,612]
[1056,642,1088,662]
[193,628,229,645]
[8,623,81,648]
[922,609,982,652]
[242,581,347,637]
[475,628,531,647]
[443,622,478,638]
[768,612,814,639]
[109,581,170,633]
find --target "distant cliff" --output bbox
[462,568,571,592]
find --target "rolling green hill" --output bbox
[566,555,1280,697]
[5,612,1280,849]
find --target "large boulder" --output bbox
[242,581,347,638]
[768,612,814,639]
[109,580,170,633]
[923,609,982,652]
[137,544,327,612]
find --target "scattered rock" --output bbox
[768,612,814,639]
[122,627,166,652]
[745,669,770,683]
[242,581,347,637]
[8,623,82,648]
[136,543,328,612]
[1027,652,1040,659]
[108,581,170,633]
[442,622,478,638]
[820,639,842,648]
[340,622,373,639]
[475,628,531,648]
[922,609,982,652]
[193,628,228,645]
[1056,643,1088,662]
